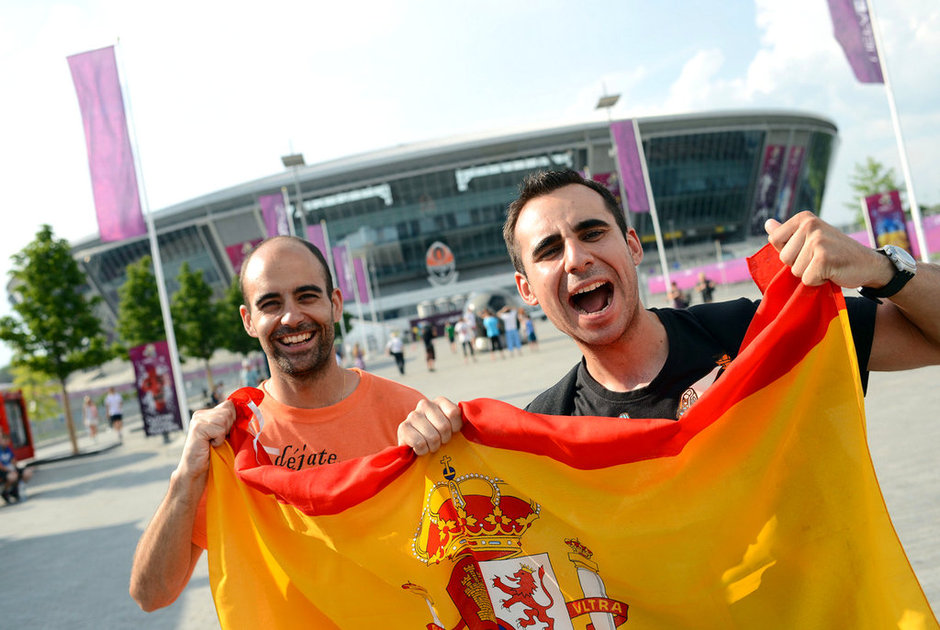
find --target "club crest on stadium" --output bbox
[426,241,458,286]
[407,457,629,629]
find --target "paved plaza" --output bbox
[1,283,938,628]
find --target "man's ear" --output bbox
[514,271,540,306]
[330,288,344,323]
[626,228,644,266]
[240,305,258,338]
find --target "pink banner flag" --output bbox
[259,194,289,237]
[827,0,883,84]
[305,223,327,258]
[610,120,650,213]
[353,257,369,305]
[332,245,352,298]
[67,46,147,242]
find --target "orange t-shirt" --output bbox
[191,369,425,548]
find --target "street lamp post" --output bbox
[280,153,307,237]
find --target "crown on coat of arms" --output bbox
[412,457,540,565]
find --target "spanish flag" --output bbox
[206,246,937,629]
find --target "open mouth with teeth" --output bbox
[277,330,314,346]
[569,281,613,314]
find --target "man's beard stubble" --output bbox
[267,320,336,379]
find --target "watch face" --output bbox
[882,245,917,273]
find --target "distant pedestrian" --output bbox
[696,272,717,303]
[445,321,457,353]
[499,306,522,356]
[83,395,99,441]
[105,387,124,443]
[352,343,367,371]
[482,309,505,359]
[519,308,538,351]
[0,432,33,504]
[421,323,436,372]
[668,281,689,309]
[455,317,477,363]
[386,331,405,375]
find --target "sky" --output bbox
[1,0,938,367]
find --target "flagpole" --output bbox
[631,119,671,290]
[866,0,929,262]
[116,42,191,427]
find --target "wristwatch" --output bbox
[858,245,917,303]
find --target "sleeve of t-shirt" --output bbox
[845,295,877,394]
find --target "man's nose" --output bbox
[563,240,592,273]
[280,301,305,326]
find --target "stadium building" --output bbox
[70,110,837,341]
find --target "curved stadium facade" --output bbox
[72,110,837,334]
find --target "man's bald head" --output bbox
[238,236,334,312]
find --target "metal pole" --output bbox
[116,41,190,427]
[632,119,671,290]
[867,0,929,261]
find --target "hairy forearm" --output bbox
[129,471,205,611]
[893,261,940,342]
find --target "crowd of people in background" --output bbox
[668,273,718,309]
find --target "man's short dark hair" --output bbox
[503,169,628,275]
[238,236,335,310]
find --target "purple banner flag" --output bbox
[610,120,650,213]
[827,0,883,83]
[259,193,289,237]
[332,245,352,298]
[306,223,327,258]
[865,190,911,250]
[67,46,147,242]
[129,340,183,436]
[353,257,369,304]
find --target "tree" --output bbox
[10,363,61,422]
[216,276,261,358]
[0,225,113,454]
[116,255,165,348]
[847,157,903,224]
[171,262,221,389]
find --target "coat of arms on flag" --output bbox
[409,457,628,628]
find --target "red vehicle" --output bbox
[0,390,34,461]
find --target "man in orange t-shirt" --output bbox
[130,236,459,612]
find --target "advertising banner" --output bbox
[609,120,650,213]
[225,239,263,273]
[259,193,289,237]
[864,190,911,249]
[305,223,328,258]
[67,46,147,242]
[332,245,352,298]
[750,144,785,235]
[590,172,623,208]
[827,0,883,83]
[129,341,183,436]
[353,257,370,304]
[776,146,806,221]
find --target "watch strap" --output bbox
[858,248,915,302]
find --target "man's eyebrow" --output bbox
[531,233,562,259]
[253,291,280,309]
[295,284,324,295]
[574,218,611,232]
